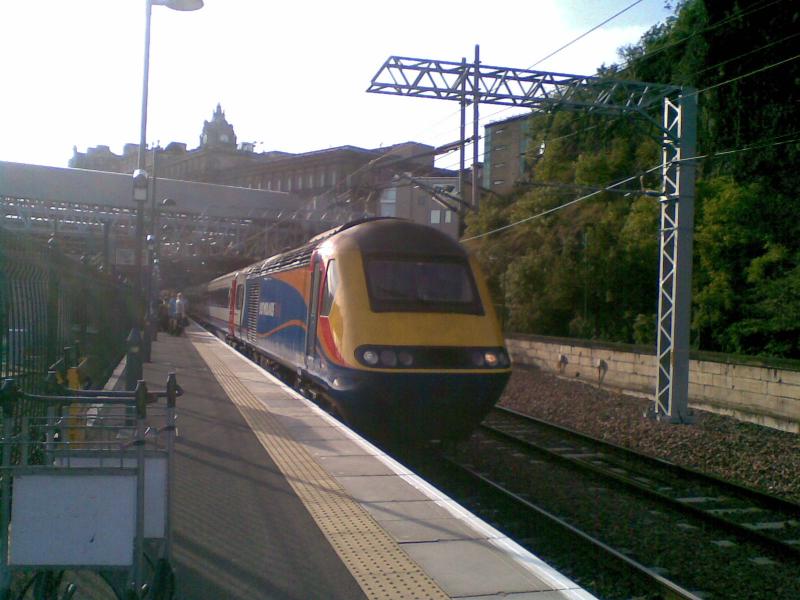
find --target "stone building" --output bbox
[482,113,532,195]
[70,105,458,234]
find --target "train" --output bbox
[190,217,511,443]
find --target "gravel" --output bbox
[498,366,800,503]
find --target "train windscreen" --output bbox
[364,257,484,314]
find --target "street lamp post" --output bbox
[131,0,203,366]
[130,0,202,593]
[147,196,176,336]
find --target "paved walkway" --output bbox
[143,327,367,600]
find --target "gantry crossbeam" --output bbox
[368,53,694,423]
[368,56,679,128]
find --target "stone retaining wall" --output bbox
[506,334,800,434]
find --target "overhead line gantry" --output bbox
[367,47,697,424]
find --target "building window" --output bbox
[307,173,313,187]
[380,188,397,217]
[286,176,292,191]
[494,162,505,169]
[318,171,325,186]
[430,209,441,224]
[445,210,453,224]
[296,174,302,190]
[493,180,505,186]
[495,128,505,134]
[331,170,337,185]
[494,145,506,152]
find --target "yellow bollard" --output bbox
[66,366,87,444]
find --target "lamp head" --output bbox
[132,169,149,202]
[153,0,204,10]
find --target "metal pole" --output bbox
[46,238,60,371]
[135,0,153,303]
[139,1,152,173]
[471,44,480,210]
[653,90,697,423]
[133,380,148,596]
[458,57,467,198]
[0,380,16,599]
[164,373,178,562]
[103,220,111,274]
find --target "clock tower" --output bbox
[200,103,237,149]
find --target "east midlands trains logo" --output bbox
[259,301,280,318]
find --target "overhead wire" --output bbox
[267,2,796,247]
[693,51,800,95]
[462,132,800,243]
[469,0,791,154]
[613,0,785,75]
[527,0,647,69]
[407,0,662,149]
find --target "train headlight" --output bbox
[362,350,379,366]
[380,349,398,367]
[484,351,500,367]
[398,351,414,367]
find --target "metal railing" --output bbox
[0,374,182,600]
[1,228,136,394]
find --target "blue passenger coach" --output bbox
[194,217,511,442]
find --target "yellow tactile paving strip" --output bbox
[191,337,450,600]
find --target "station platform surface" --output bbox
[140,322,594,600]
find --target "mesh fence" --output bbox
[1,228,136,395]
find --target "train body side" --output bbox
[198,218,511,442]
[246,266,310,371]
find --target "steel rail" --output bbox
[442,455,702,600]
[496,405,800,515]
[484,406,800,560]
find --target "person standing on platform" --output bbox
[168,293,178,335]
[174,292,188,335]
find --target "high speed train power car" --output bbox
[192,217,510,442]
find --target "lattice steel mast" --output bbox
[367,53,696,422]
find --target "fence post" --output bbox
[0,379,18,598]
[46,238,60,371]
[133,380,148,598]
[142,321,152,364]
[125,328,143,391]
[165,373,178,563]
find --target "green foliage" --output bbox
[466,0,800,358]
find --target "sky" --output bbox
[0,0,674,171]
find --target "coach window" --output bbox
[320,260,339,317]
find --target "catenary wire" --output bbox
[528,0,646,69]
[462,134,800,242]
[465,0,787,141]
[447,30,800,173]
[405,0,662,144]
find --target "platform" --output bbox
[137,323,594,599]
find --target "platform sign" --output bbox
[10,472,136,567]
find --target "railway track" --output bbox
[483,406,800,558]
[434,407,800,599]
[442,456,702,600]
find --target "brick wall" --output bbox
[506,334,800,434]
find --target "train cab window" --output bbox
[209,287,229,307]
[320,260,339,317]
[364,257,483,315]
[236,286,244,310]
